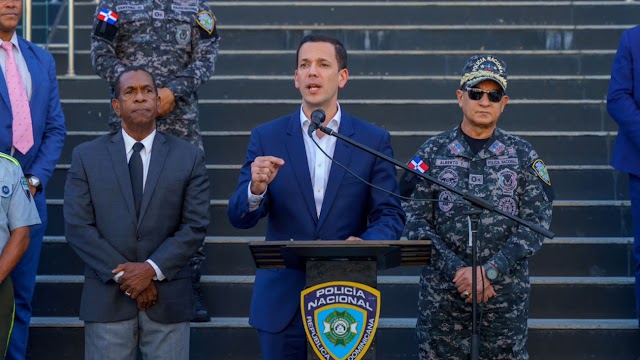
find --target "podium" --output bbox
[249,240,431,360]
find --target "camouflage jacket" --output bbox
[403,126,553,292]
[91,0,220,125]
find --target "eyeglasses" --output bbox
[465,87,505,103]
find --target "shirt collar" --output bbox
[122,129,156,154]
[299,103,342,131]
[0,33,21,55]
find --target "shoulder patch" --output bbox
[20,177,31,202]
[531,159,551,186]
[94,8,119,42]
[196,11,215,34]
[97,8,119,25]
[0,152,19,166]
[408,156,429,174]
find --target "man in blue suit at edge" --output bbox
[608,25,640,329]
[0,0,66,358]
[227,34,406,359]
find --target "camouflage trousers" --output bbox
[109,118,206,271]
[416,271,529,360]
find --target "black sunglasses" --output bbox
[465,87,505,103]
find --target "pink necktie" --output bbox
[2,41,33,154]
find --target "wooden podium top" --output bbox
[248,240,431,270]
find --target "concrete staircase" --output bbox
[27,1,640,358]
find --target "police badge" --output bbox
[196,11,215,34]
[175,24,191,46]
[301,281,381,360]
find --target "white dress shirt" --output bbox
[118,129,166,281]
[247,105,342,219]
[123,129,155,191]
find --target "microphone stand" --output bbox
[309,121,554,360]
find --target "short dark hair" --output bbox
[113,66,158,98]
[296,34,348,70]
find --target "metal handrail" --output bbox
[23,0,31,41]
[68,0,74,76]
[23,0,75,76]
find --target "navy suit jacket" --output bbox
[608,25,640,176]
[227,110,406,333]
[64,131,210,323]
[0,37,66,218]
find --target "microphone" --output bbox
[307,109,326,137]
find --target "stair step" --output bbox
[58,102,616,133]
[50,26,630,51]
[43,201,633,238]
[58,76,612,101]
[26,317,640,360]
[31,275,635,318]
[68,2,640,28]
[53,51,619,77]
[49,132,617,168]
[39,237,634,277]
[44,165,631,201]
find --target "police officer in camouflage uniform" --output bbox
[91,0,220,322]
[0,153,41,359]
[401,55,553,359]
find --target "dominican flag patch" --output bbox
[408,156,429,173]
[97,8,118,25]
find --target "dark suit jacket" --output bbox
[608,25,640,176]
[0,37,66,220]
[64,131,209,323]
[227,110,406,333]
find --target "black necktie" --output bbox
[129,142,144,218]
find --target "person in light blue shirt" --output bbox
[0,153,40,359]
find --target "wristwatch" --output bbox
[26,175,42,193]
[482,263,498,281]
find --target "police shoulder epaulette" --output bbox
[0,153,20,166]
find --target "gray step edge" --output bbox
[35,275,635,286]
[57,75,613,81]
[62,130,620,137]
[29,316,638,329]
[71,1,640,7]
[61,24,637,30]
[56,49,619,55]
[59,99,609,105]
[53,164,618,171]
[42,236,633,245]
[43,199,634,207]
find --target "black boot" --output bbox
[191,270,210,322]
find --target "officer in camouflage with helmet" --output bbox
[402,55,553,359]
[91,0,220,322]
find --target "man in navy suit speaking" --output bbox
[227,34,406,359]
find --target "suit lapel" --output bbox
[284,113,318,223]
[19,38,42,108]
[138,133,168,226]
[0,66,8,109]
[317,113,355,230]
[107,132,138,222]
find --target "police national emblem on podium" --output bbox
[301,281,381,360]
